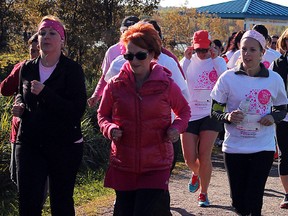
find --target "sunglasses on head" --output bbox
[123,51,149,61]
[195,48,209,53]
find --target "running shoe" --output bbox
[188,174,200,193]
[198,193,210,207]
[280,194,288,209]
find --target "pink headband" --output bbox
[38,19,65,40]
[241,30,266,49]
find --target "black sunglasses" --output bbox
[123,51,149,61]
[195,48,209,53]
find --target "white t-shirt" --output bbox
[104,55,126,81]
[181,54,227,121]
[210,68,288,154]
[39,61,57,83]
[267,48,281,59]
[227,49,278,69]
[224,50,235,61]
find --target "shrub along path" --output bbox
[76,149,287,215]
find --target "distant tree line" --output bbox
[0,0,160,79]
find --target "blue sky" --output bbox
[159,0,288,8]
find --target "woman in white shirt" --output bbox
[211,30,288,215]
[180,30,227,207]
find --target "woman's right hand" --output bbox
[12,103,25,117]
[184,46,194,60]
[226,110,245,124]
[111,128,123,141]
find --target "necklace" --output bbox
[40,52,60,67]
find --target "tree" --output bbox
[153,7,243,57]
[0,0,160,79]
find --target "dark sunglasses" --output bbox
[195,48,209,53]
[271,42,277,45]
[123,51,149,61]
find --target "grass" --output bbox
[75,194,115,216]
[41,171,114,216]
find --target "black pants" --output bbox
[224,151,274,216]
[10,142,17,184]
[276,121,288,175]
[15,142,83,216]
[114,189,172,216]
[171,138,181,173]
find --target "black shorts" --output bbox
[185,116,223,135]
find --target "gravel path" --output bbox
[89,151,288,216]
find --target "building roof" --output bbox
[196,0,288,20]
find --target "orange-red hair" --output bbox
[120,22,162,59]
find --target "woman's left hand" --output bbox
[31,80,45,95]
[258,115,275,126]
[167,128,180,143]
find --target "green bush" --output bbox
[80,79,110,173]
[0,96,18,215]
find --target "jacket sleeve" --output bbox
[211,99,231,124]
[271,105,287,123]
[37,62,87,122]
[91,75,107,99]
[169,81,191,133]
[0,62,23,96]
[97,82,120,140]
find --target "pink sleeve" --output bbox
[92,75,107,98]
[97,82,120,139]
[0,62,23,96]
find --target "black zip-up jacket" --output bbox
[272,51,288,94]
[15,54,87,146]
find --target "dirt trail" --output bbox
[80,151,287,216]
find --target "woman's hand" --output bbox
[31,80,45,95]
[167,128,180,143]
[12,103,25,117]
[226,110,245,124]
[184,46,194,60]
[258,115,274,126]
[111,128,123,141]
[87,95,100,107]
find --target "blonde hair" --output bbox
[276,28,288,55]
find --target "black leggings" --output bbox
[171,138,181,173]
[276,121,288,175]
[224,151,274,216]
[16,142,83,216]
[114,189,171,216]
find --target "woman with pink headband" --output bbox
[12,15,87,215]
[211,30,288,215]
